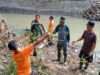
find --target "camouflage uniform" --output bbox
[30,20,43,56]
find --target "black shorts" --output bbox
[79,50,93,63]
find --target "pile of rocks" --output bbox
[81,4,100,21]
[0,16,16,49]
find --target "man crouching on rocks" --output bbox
[72,21,97,71]
[8,33,51,75]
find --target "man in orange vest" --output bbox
[8,33,51,75]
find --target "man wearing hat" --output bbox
[73,21,97,71]
[53,16,70,65]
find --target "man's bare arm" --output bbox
[32,33,51,47]
[40,23,46,32]
[72,37,83,43]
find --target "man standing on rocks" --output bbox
[53,16,70,65]
[30,15,46,57]
[73,21,97,71]
[8,33,51,75]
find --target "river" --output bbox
[1,13,100,51]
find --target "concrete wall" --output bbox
[0,0,92,15]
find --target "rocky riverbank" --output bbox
[0,15,17,49]
[81,4,100,21]
[0,15,100,75]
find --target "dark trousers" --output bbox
[57,44,67,62]
[79,50,93,63]
[30,32,40,57]
[33,46,38,57]
[48,37,54,45]
[79,50,93,69]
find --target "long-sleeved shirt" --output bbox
[53,24,70,45]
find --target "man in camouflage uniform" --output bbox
[30,15,45,57]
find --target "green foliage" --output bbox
[38,55,47,75]
[50,74,55,75]
[39,70,47,75]
[39,55,45,68]
[80,59,88,64]
[8,61,17,75]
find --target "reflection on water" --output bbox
[1,13,100,50]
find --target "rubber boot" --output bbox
[57,51,61,62]
[64,54,67,65]
[76,61,83,70]
[64,54,67,63]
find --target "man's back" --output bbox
[12,45,34,75]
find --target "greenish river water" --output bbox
[1,13,100,50]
